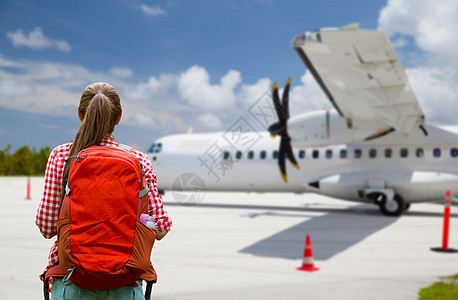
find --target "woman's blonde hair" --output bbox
[61,82,122,198]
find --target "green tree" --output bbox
[0,145,51,175]
[0,149,6,175]
[0,145,13,175]
[13,146,34,175]
[34,146,51,175]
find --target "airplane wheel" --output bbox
[379,194,404,216]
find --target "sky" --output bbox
[1,0,458,152]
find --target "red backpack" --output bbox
[45,145,157,292]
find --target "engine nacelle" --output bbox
[288,109,392,148]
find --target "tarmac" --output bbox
[1,176,457,300]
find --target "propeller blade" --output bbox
[272,82,284,123]
[281,77,292,120]
[285,136,300,169]
[269,77,299,183]
[278,137,288,182]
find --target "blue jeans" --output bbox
[51,278,144,300]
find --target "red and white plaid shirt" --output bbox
[35,136,172,277]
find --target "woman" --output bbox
[36,82,172,299]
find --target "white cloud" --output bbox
[141,5,167,16]
[6,27,71,52]
[122,73,178,102]
[406,67,458,124]
[110,67,133,78]
[289,71,329,115]
[178,65,241,110]
[238,78,271,108]
[0,55,22,68]
[378,0,458,126]
[130,112,158,127]
[379,0,458,61]
[0,58,108,114]
[0,78,35,97]
[0,57,233,133]
[197,113,222,129]
[390,37,408,48]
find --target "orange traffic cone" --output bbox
[297,234,320,272]
[26,177,31,200]
[431,190,458,253]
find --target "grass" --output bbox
[418,274,458,300]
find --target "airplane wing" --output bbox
[292,23,424,135]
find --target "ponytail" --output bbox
[61,82,122,199]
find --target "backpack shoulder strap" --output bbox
[118,143,134,152]
[117,143,149,199]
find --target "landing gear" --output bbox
[367,192,405,216]
[379,194,405,217]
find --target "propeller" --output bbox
[268,77,300,183]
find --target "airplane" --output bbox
[147,23,458,216]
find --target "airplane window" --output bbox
[369,149,376,158]
[354,149,362,159]
[223,151,230,160]
[325,149,333,159]
[273,151,279,159]
[416,148,424,158]
[260,150,266,159]
[147,143,156,153]
[400,148,408,158]
[248,151,254,159]
[312,150,319,159]
[340,149,347,159]
[433,148,441,158]
[385,148,392,158]
[236,151,242,160]
[299,150,305,159]
[155,143,162,153]
[451,148,458,157]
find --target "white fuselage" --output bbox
[149,124,458,205]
